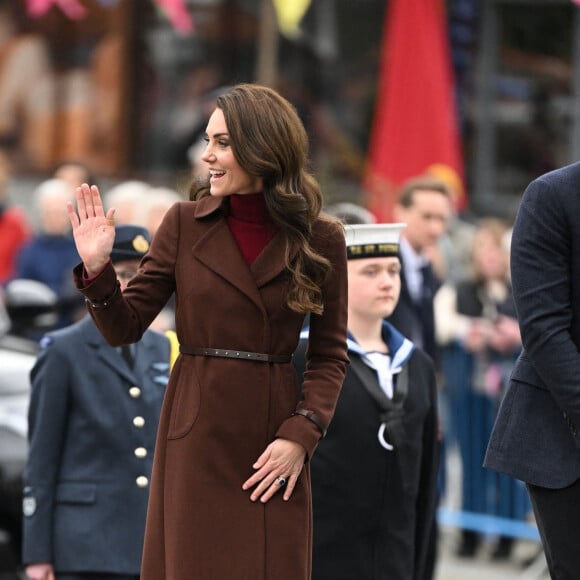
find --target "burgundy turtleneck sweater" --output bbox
[227,193,278,265]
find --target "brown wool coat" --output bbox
[74,196,349,580]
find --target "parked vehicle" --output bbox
[0,280,56,577]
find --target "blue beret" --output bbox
[111,225,151,263]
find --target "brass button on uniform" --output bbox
[134,447,147,459]
[129,386,141,398]
[136,476,149,488]
[133,416,145,428]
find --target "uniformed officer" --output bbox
[295,224,440,580]
[22,225,171,580]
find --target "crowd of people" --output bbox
[1,81,572,580]
[0,153,184,334]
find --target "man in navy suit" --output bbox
[485,162,580,579]
[22,225,171,580]
[390,176,451,579]
[390,176,452,364]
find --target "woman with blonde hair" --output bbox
[435,218,529,559]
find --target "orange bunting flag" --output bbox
[363,0,465,222]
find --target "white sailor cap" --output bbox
[344,223,406,260]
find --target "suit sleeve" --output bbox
[510,176,580,440]
[22,337,71,565]
[275,220,349,458]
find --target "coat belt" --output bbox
[179,346,292,364]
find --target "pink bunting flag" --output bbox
[153,0,195,34]
[26,0,88,20]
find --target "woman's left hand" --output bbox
[242,438,306,503]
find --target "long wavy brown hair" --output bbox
[190,83,337,315]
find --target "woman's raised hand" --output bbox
[67,183,116,276]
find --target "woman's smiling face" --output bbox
[201,108,263,197]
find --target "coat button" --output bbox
[134,447,147,459]
[133,416,145,428]
[136,476,149,488]
[129,386,142,398]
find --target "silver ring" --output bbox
[277,476,287,487]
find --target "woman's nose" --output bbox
[201,144,215,162]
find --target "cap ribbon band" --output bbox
[347,242,400,260]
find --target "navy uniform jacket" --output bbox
[22,315,170,574]
[485,161,580,488]
[295,323,439,580]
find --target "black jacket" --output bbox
[296,324,439,580]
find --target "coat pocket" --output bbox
[490,378,568,454]
[55,482,97,505]
[167,365,202,439]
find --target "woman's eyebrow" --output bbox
[205,131,229,139]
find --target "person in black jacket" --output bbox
[390,176,452,579]
[295,223,439,580]
[390,175,452,364]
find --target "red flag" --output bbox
[364,0,465,222]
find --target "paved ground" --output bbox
[434,448,549,580]
[435,527,548,580]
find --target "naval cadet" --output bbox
[295,223,440,580]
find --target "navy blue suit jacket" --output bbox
[22,316,170,574]
[388,255,439,363]
[485,162,580,488]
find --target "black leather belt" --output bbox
[179,346,292,364]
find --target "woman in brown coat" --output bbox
[67,84,349,580]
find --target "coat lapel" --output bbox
[83,317,135,382]
[191,195,296,306]
[349,355,393,410]
[251,231,297,289]
[192,212,266,311]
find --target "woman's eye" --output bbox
[218,140,230,148]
